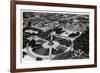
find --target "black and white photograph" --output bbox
[22,11,89,61]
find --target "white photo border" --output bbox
[16,4,95,69]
